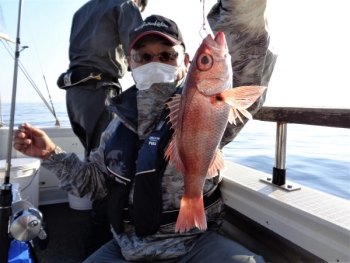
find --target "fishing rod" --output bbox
[0,0,23,262]
[1,33,61,126]
[1,38,61,126]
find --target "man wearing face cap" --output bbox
[13,11,274,262]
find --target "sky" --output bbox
[0,0,349,108]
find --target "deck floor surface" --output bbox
[33,202,113,263]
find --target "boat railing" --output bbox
[221,106,349,262]
[254,106,350,128]
[252,106,350,190]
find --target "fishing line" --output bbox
[1,39,33,145]
[18,168,39,193]
[1,40,54,117]
[1,40,45,158]
[24,10,61,126]
[0,39,59,125]
[0,87,3,125]
[199,0,209,39]
[202,0,206,31]
[1,42,41,172]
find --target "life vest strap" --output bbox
[123,184,222,227]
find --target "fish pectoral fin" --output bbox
[221,85,266,125]
[207,149,225,178]
[165,137,185,173]
[220,85,267,108]
[228,107,237,125]
[237,108,252,120]
[166,94,182,131]
[229,107,251,124]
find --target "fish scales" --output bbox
[178,90,229,179]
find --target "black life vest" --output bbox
[105,86,175,236]
[104,86,222,237]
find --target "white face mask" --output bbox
[132,62,179,90]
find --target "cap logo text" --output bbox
[135,20,168,31]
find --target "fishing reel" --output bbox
[10,200,47,242]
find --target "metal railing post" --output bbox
[273,122,287,185]
[260,122,301,191]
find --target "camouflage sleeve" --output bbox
[207,0,278,148]
[41,118,120,200]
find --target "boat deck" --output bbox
[33,203,112,263]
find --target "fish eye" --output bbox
[216,94,223,101]
[197,53,213,71]
[201,56,210,64]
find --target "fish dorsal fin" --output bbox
[165,94,185,173]
[166,94,182,131]
[165,136,185,173]
[220,85,267,125]
[207,149,225,178]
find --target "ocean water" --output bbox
[1,102,349,200]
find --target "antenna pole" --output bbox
[1,1,23,262]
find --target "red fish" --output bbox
[165,31,266,233]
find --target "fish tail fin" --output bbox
[175,196,206,233]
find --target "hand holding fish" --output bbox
[165,31,266,233]
[13,122,56,160]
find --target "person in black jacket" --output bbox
[57,0,148,158]
[14,13,271,262]
[14,0,277,260]
[57,0,148,226]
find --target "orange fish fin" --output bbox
[221,85,266,125]
[230,105,245,124]
[166,94,182,131]
[237,108,252,120]
[221,85,267,108]
[175,196,206,233]
[228,107,237,125]
[207,149,225,178]
[165,137,185,173]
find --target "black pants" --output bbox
[66,84,118,157]
[66,83,119,225]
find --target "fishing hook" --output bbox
[198,0,209,39]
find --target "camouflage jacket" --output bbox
[208,0,278,148]
[42,0,277,261]
[43,82,225,261]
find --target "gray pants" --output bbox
[83,231,266,263]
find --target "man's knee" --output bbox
[188,231,266,263]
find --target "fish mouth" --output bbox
[214,31,227,50]
[205,31,228,52]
